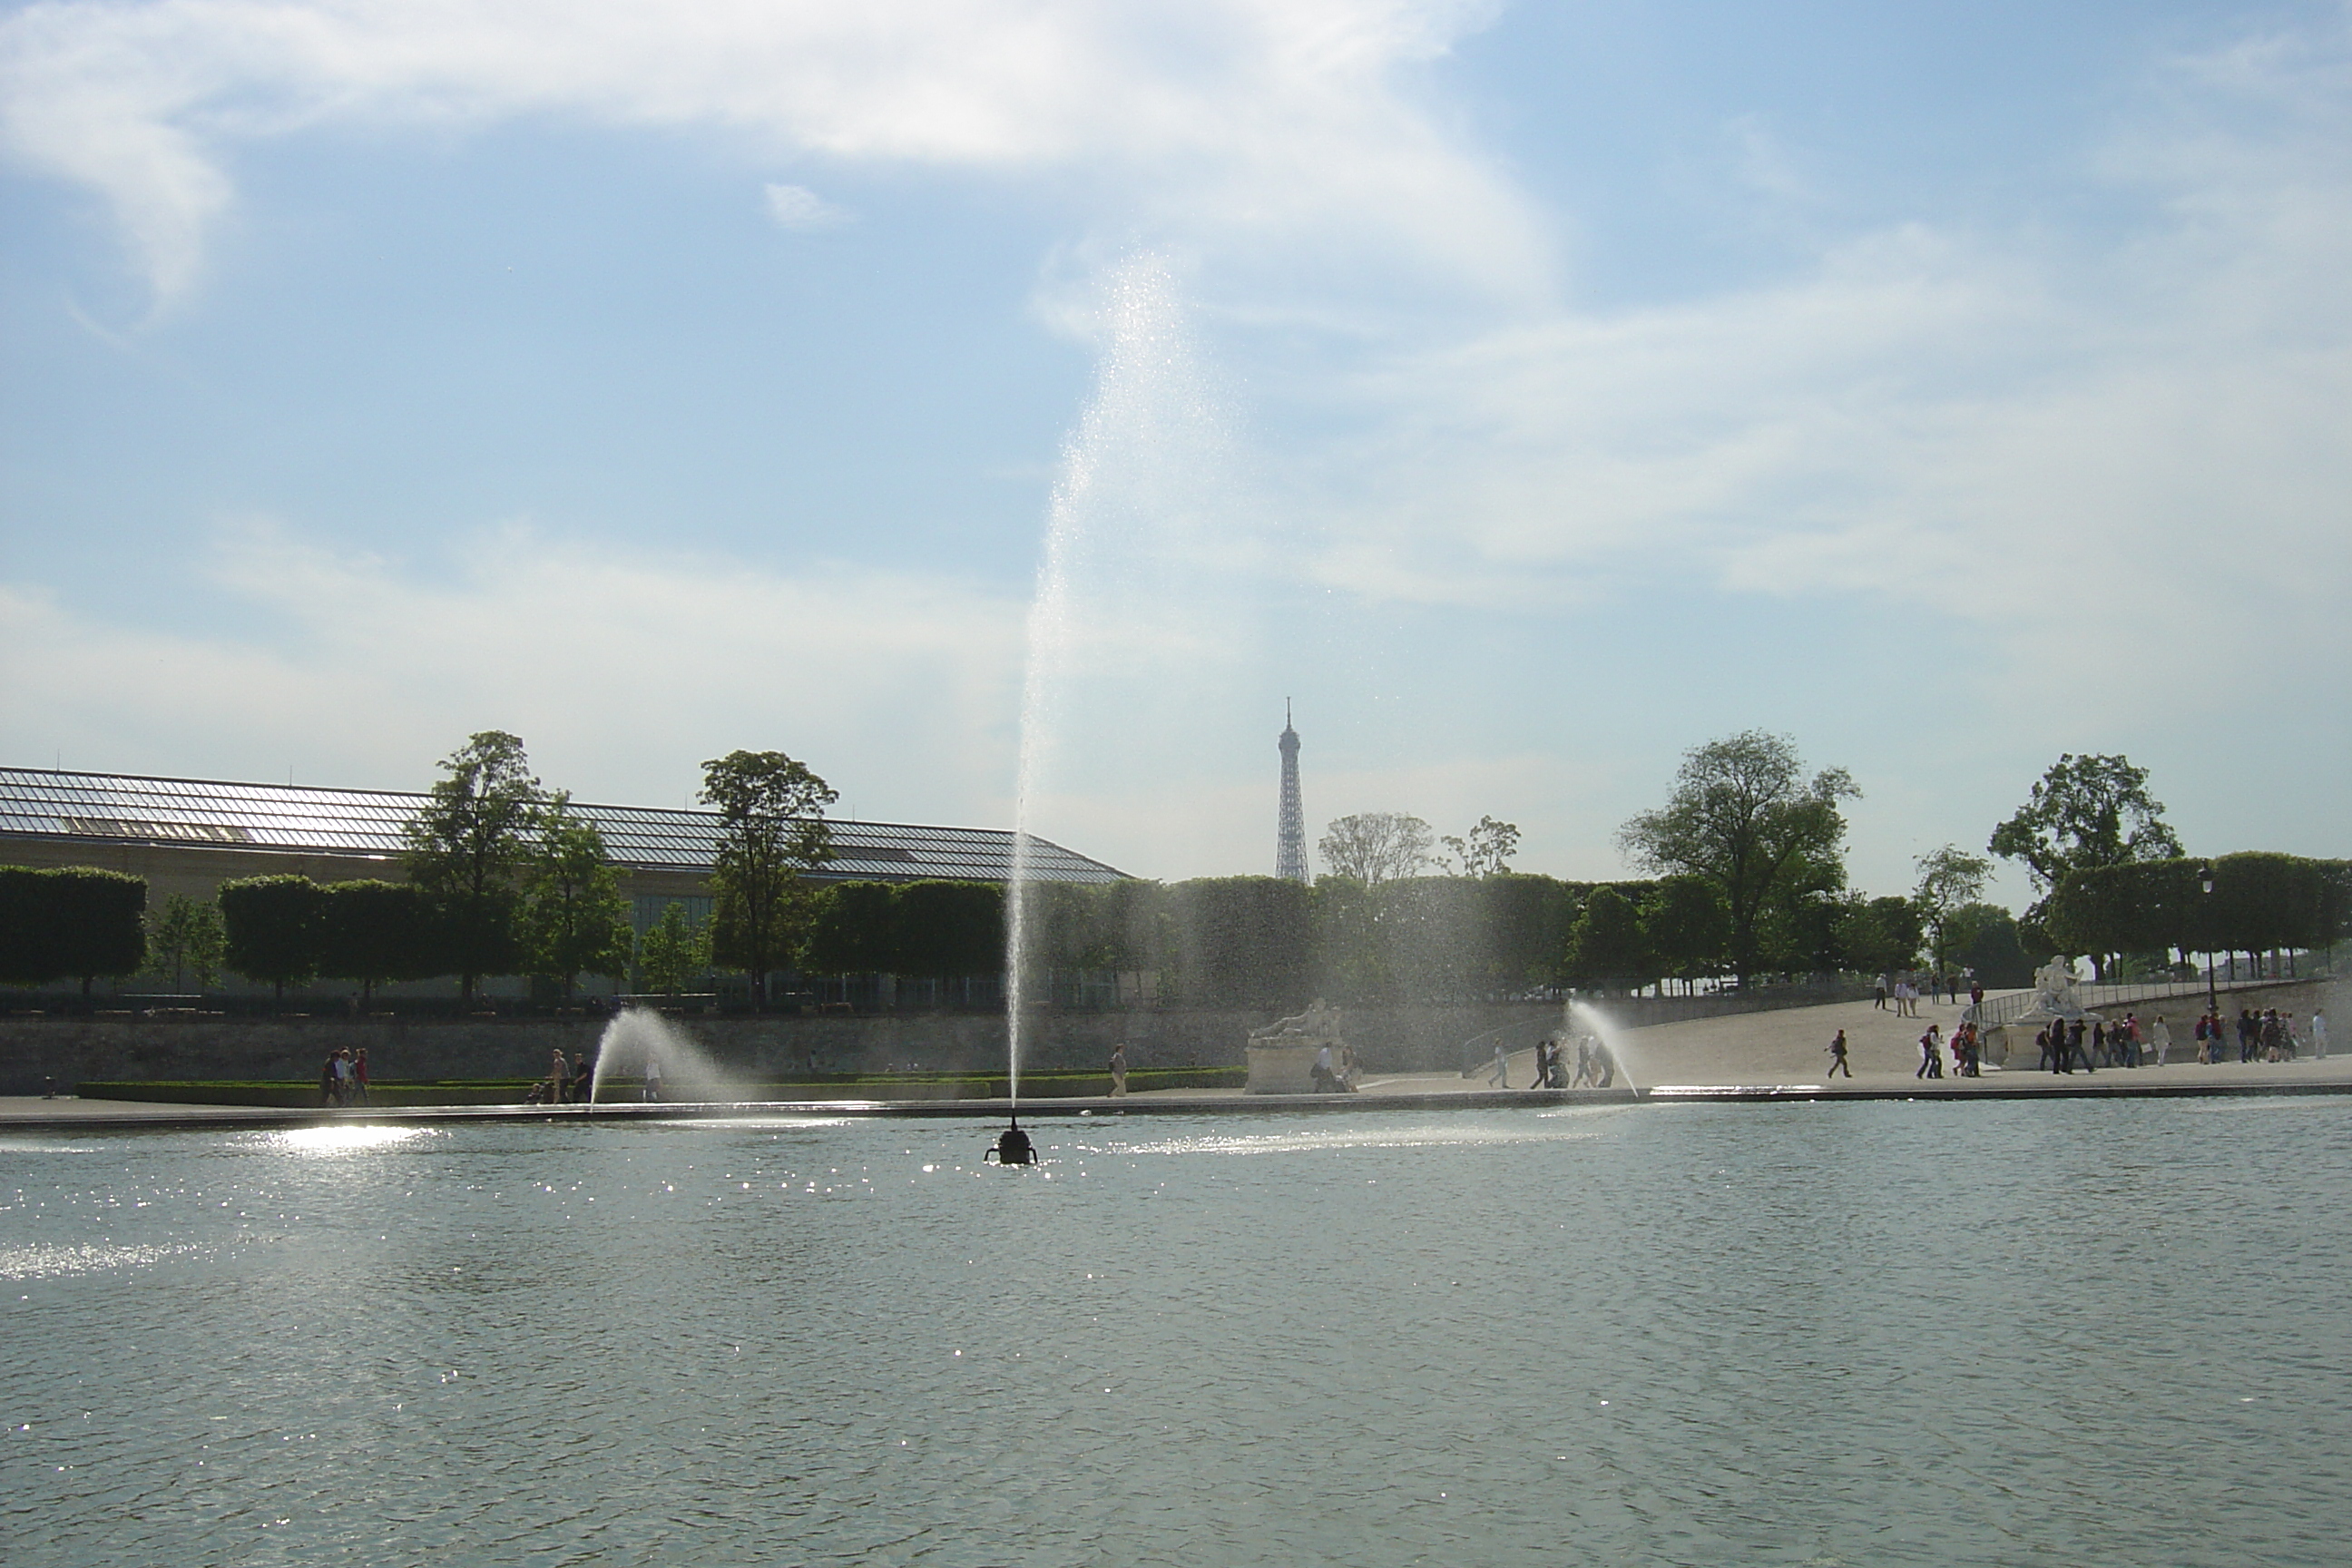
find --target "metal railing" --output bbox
[1966,975,2298,1031]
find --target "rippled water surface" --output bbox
[4,1100,2349,1565]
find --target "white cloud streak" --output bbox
[0,0,1543,304]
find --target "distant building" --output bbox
[0,767,1127,996]
[1275,703,1308,882]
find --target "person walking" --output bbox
[2313,1008,2329,1060]
[1827,1029,1853,1079]
[1874,975,1889,1011]
[2150,1015,2172,1067]
[642,1052,662,1102]
[1916,1024,1943,1080]
[1486,1042,1509,1089]
[1108,1042,1130,1096]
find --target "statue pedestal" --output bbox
[1246,1041,1326,1094]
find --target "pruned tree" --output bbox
[1318,812,1434,885]
[405,730,544,1003]
[701,750,836,1004]
[318,880,445,1001]
[220,875,326,1004]
[4,867,150,996]
[1617,730,1858,986]
[1988,753,2181,902]
[521,794,633,1001]
[1913,844,1992,973]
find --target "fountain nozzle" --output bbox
[987,1118,1037,1166]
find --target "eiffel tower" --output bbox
[1275,701,1308,883]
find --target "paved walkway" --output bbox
[7,991,2345,1132]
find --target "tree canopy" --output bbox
[1616,730,1858,985]
[220,875,326,1001]
[1318,813,1435,884]
[1989,753,2181,899]
[1913,844,1992,971]
[1439,816,1522,877]
[700,750,836,1003]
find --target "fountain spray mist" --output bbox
[1004,256,1236,1104]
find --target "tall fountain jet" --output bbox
[1276,701,1308,883]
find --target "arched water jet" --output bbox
[1568,997,1641,1092]
[587,1008,747,1105]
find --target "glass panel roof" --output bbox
[0,769,1128,884]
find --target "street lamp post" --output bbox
[2200,863,2219,1016]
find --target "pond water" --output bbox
[3,1099,2347,1566]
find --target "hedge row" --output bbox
[2047,853,2351,965]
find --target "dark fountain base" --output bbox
[987,1120,1037,1166]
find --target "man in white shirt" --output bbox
[2312,1009,2329,1060]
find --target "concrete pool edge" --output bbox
[5,1072,2352,1133]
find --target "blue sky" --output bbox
[3,0,2347,906]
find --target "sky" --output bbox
[2,0,2347,908]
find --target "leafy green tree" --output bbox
[1953,904,2033,987]
[636,902,710,996]
[1617,730,1858,986]
[1318,812,1433,885]
[220,875,326,1003]
[1913,844,1992,973]
[1988,754,2182,912]
[1439,816,1522,877]
[521,794,633,1000]
[701,750,836,1004]
[318,880,445,1000]
[1833,895,1923,977]
[405,731,544,1003]
[146,892,226,992]
[1564,885,1652,989]
[1642,875,1730,987]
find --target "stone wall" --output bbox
[0,1001,1573,1093]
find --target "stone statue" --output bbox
[2032,956,2082,1012]
[1246,999,1346,1093]
[1250,998,1341,1044]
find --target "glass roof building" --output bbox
[0,768,1127,888]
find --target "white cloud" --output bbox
[1257,22,2352,728]
[762,181,846,230]
[0,521,1028,828]
[0,0,1543,305]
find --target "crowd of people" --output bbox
[1913,1020,1986,1078]
[2032,1005,2327,1072]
